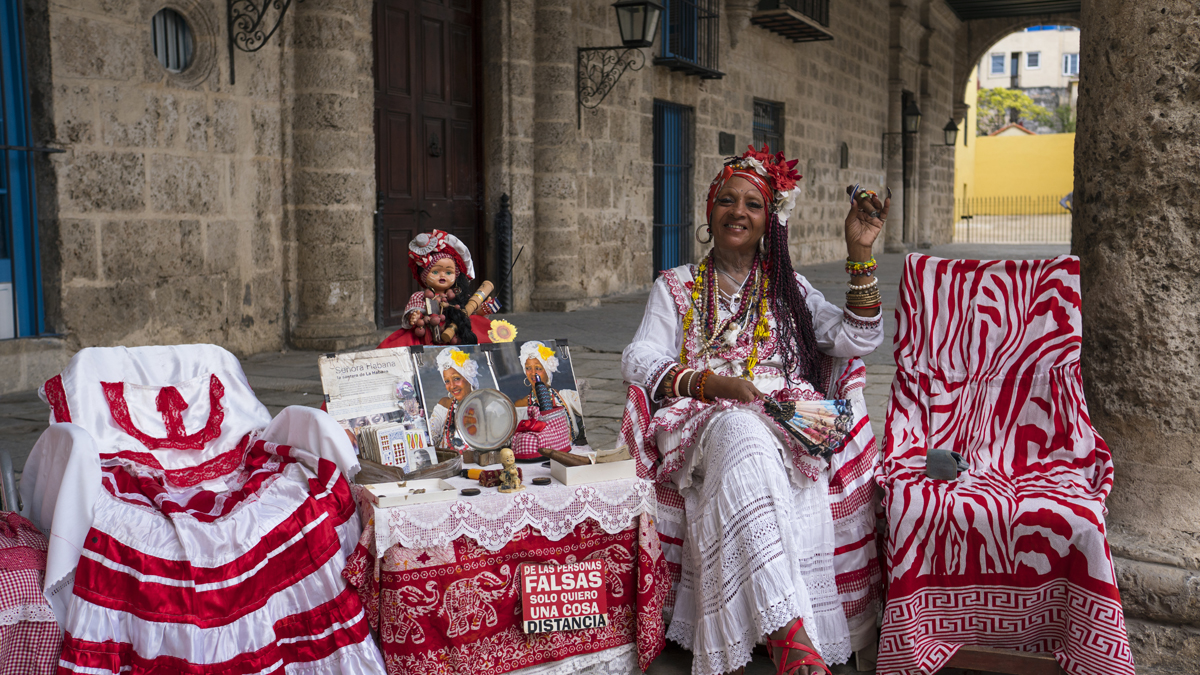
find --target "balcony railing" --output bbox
[751,0,833,43]
[655,0,723,79]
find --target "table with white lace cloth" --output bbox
[370,463,656,554]
[344,465,669,675]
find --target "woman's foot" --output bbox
[766,619,829,675]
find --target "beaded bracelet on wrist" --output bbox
[847,277,879,291]
[845,257,877,276]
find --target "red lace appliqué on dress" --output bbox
[44,374,72,423]
[101,375,226,451]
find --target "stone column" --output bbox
[917,90,933,248]
[289,0,378,350]
[530,0,593,311]
[1075,1,1200,668]
[884,84,906,253]
[884,2,907,254]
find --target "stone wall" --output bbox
[483,0,964,310]
[38,0,289,354]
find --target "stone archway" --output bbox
[952,12,1082,124]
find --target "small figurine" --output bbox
[496,448,525,493]
[377,230,507,349]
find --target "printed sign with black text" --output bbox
[520,559,608,634]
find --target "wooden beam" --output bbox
[944,646,1065,675]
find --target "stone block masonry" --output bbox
[38,0,290,355]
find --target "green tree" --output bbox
[1052,104,1076,133]
[975,88,1053,135]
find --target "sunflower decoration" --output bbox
[487,319,518,343]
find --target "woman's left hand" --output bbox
[844,186,889,260]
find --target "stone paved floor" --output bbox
[0,242,1067,673]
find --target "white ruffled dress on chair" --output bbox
[21,345,385,673]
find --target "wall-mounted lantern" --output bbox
[577,0,664,127]
[903,100,923,134]
[943,118,959,146]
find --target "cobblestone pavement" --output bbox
[0,243,1066,672]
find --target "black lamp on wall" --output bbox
[613,0,663,47]
[943,118,959,146]
[577,0,664,127]
[902,100,923,134]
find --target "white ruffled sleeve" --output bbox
[621,277,681,400]
[798,272,884,358]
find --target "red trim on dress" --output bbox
[43,374,71,423]
[59,588,371,674]
[100,375,226,451]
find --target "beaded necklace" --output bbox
[680,253,772,378]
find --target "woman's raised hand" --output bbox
[844,186,889,260]
[703,374,764,403]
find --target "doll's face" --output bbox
[524,358,549,386]
[425,258,458,293]
[500,448,515,468]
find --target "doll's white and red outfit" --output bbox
[22,345,385,673]
[378,230,500,349]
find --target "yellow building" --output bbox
[954,68,1074,214]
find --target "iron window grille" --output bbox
[655,0,723,79]
[753,99,784,154]
[653,100,695,273]
[151,8,194,73]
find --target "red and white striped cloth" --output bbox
[24,345,385,674]
[876,254,1135,675]
[620,354,883,649]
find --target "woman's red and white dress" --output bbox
[620,265,883,675]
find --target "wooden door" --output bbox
[375,0,482,327]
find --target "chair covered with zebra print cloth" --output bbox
[875,254,1134,675]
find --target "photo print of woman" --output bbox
[491,340,587,447]
[416,346,498,452]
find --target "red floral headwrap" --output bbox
[705,145,803,223]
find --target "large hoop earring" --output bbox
[696,224,712,244]
[523,377,531,387]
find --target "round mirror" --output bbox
[454,388,517,451]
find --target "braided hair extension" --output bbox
[763,212,823,390]
[441,274,479,345]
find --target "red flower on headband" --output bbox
[742,144,802,194]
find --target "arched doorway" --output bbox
[953,21,1081,244]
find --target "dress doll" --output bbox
[378,230,502,349]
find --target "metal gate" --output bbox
[653,100,694,273]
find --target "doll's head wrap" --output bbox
[705,145,802,226]
[436,347,480,389]
[408,230,475,282]
[519,341,560,386]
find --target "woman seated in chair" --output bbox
[621,147,887,675]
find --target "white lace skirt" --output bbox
[664,409,850,675]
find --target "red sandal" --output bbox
[765,620,832,675]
